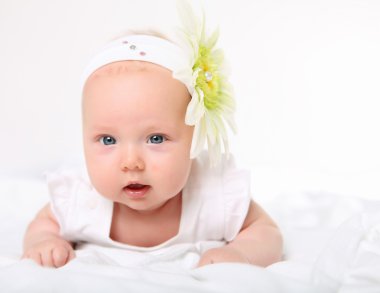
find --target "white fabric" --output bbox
[46,152,251,260]
[0,260,321,293]
[80,35,188,90]
[2,176,380,291]
[311,210,380,292]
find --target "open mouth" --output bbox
[123,183,150,198]
[126,184,146,190]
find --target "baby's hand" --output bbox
[197,246,250,267]
[22,234,75,268]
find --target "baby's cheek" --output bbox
[150,159,180,185]
[89,172,106,194]
[170,163,192,191]
[87,163,113,197]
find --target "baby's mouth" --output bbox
[126,184,147,190]
[123,183,150,198]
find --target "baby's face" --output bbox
[82,61,193,212]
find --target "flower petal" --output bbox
[206,28,220,50]
[204,113,217,145]
[190,120,207,158]
[185,89,205,126]
[207,133,222,166]
[172,67,194,93]
[176,0,200,38]
[177,0,237,164]
[224,113,238,134]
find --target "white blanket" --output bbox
[1,177,380,292]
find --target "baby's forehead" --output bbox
[90,60,168,80]
[83,60,191,113]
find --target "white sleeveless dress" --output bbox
[47,152,251,255]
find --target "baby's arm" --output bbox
[22,203,75,267]
[198,201,283,267]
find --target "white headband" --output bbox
[80,34,189,90]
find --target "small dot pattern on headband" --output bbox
[122,40,147,57]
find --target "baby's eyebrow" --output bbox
[87,125,116,133]
[144,123,177,134]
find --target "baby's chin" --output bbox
[119,191,182,214]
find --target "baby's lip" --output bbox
[123,182,150,198]
[125,181,148,188]
[125,183,148,190]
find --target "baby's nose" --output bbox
[120,146,145,171]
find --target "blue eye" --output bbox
[148,135,166,144]
[100,136,116,145]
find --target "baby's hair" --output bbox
[110,29,173,44]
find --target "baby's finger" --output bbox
[40,250,55,267]
[27,251,43,266]
[68,248,76,261]
[52,246,70,268]
[197,256,213,268]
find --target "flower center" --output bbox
[194,45,222,111]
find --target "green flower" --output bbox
[173,0,236,165]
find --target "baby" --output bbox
[22,6,282,269]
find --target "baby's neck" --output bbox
[109,193,182,247]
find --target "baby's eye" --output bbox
[148,135,166,144]
[100,136,116,145]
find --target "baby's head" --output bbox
[81,36,195,210]
[80,12,236,207]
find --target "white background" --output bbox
[0,0,379,200]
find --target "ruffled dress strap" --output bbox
[46,168,113,244]
[186,151,252,243]
[220,156,251,241]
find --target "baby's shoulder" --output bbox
[186,152,252,242]
[45,166,95,202]
[46,166,89,185]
